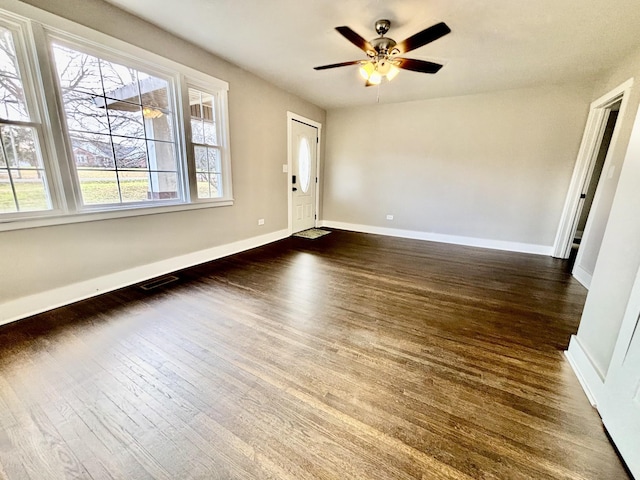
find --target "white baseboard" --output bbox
[0,228,289,327]
[565,335,605,407]
[319,220,554,256]
[572,264,593,289]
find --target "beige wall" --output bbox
[0,0,325,303]
[323,85,591,247]
[576,47,640,377]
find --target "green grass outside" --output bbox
[1,168,216,212]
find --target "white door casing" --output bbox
[552,79,633,260]
[288,115,319,233]
[571,105,621,289]
[599,265,640,478]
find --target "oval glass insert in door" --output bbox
[298,136,311,193]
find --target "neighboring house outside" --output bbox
[71,138,146,169]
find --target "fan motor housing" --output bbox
[370,36,397,55]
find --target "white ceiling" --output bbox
[102,0,640,110]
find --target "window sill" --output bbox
[0,198,234,232]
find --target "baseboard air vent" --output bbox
[139,275,179,291]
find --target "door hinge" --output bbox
[316,137,319,144]
[315,177,318,183]
[580,193,586,199]
[314,214,317,219]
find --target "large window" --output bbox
[0,6,232,229]
[52,43,181,206]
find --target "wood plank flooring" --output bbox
[0,230,630,479]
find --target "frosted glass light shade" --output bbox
[386,65,400,81]
[359,62,375,80]
[377,60,391,75]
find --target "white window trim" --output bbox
[0,199,234,232]
[182,77,233,203]
[0,12,67,221]
[0,0,233,232]
[44,31,189,211]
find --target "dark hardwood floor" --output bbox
[0,230,630,479]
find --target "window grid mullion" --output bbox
[139,71,155,201]
[147,168,154,202]
[112,139,124,203]
[0,118,40,128]
[0,132,19,211]
[94,58,122,204]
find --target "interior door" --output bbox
[291,119,317,233]
[572,106,621,288]
[599,266,640,477]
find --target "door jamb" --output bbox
[287,112,322,235]
[552,78,633,258]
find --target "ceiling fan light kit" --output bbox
[315,19,450,87]
[358,58,399,85]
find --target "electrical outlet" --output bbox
[386,214,394,220]
[282,164,288,173]
[258,219,265,226]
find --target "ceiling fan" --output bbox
[314,19,450,86]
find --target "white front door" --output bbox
[599,266,640,477]
[291,119,317,233]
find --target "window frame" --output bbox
[0,12,65,220]
[0,3,233,232]
[183,78,233,203]
[46,33,188,211]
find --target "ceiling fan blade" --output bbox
[396,22,451,54]
[336,26,375,55]
[314,60,362,70]
[395,58,443,74]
